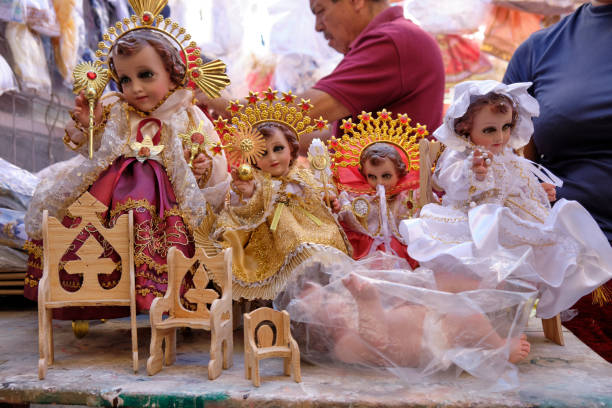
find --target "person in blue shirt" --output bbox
[503,0,612,363]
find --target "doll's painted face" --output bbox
[256,127,293,177]
[362,157,400,190]
[469,106,513,155]
[113,44,176,112]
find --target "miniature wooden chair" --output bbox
[419,139,564,346]
[147,246,233,379]
[38,192,138,379]
[243,307,301,387]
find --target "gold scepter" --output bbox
[72,62,110,159]
[308,138,334,209]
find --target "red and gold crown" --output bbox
[74,0,229,99]
[328,110,428,194]
[216,88,328,143]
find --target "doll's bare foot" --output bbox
[342,273,379,301]
[508,333,531,363]
[299,281,323,299]
[342,274,389,350]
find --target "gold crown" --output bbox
[328,110,428,171]
[74,0,229,99]
[217,88,328,142]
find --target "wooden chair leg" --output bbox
[38,306,48,380]
[164,329,177,366]
[542,314,564,346]
[292,352,301,383]
[283,356,290,376]
[252,358,261,387]
[147,328,165,376]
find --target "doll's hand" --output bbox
[73,90,103,130]
[184,149,212,180]
[541,182,556,202]
[472,149,490,182]
[230,167,256,199]
[328,195,341,213]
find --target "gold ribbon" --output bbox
[270,202,285,231]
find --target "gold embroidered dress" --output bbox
[213,166,349,300]
[24,89,230,317]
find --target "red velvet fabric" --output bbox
[24,156,194,319]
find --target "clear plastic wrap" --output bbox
[403,0,492,35]
[0,157,39,211]
[0,245,27,272]
[52,0,85,85]
[4,22,52,96]
[24,0,59,37]
[275,250,537,390]
[0,54,19,95]
[0,208,27,249]
[494,0,579,16]
[0,0,25,23]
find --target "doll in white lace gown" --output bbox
[400,80,612,319]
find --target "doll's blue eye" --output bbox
[273,145,284,152]
[119,76,130,85]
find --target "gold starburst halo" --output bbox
[222,125,267,166]
[73,62,110,98]
[221,88,328,141]
[89,0,229,98]
[327,110,428,173]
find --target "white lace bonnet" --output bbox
[433,80,540,151]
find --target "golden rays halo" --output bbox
[223,125,267,166]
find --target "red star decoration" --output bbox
[315,118,327,129]
[329,138,339,148]
[282,91,296,104]
[299,99,313,111]
[212,143,224,156]
[263,88,277,102]
[416,125,427,135]
[246,91,259,105]
[228,100,243,113]
[398,114,410,124]
[378,110,390,120]
[341,119,354,131]
[358,112,371,122]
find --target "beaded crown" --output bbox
[212,88,328,165]
[73,0,230,99]
[215,88,328,142]
[328,110,428,172]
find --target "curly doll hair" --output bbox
[453,92,518,139]
[109,30,186,91]
[359,143,407,178]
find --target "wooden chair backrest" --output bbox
[42,192,132,304]
[418,138,442,208]
[166,246,230,320]
[244,307,290,348]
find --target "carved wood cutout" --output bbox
[63,235,117,291]
[184,264,219,316]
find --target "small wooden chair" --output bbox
[38,192,138,379]
[147,246,233,379]
[243,307,301,387]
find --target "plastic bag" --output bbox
[0,54,19,96]
[0,0,26,23]
[52,0,85,85]
[275,250,537,390]
[0,157,39,211]
[494,0,579,16]
[4,22,51,96]
[24,0,60,37]
[0,208,27,249]
[0,245,27,272]
[404,0,492,35]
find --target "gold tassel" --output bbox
[193,59,231,98]
[592,285,611,307]
[270,202,285,231]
